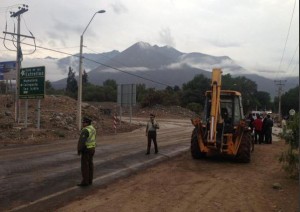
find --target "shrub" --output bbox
[279,113,299,179]
[186,102,202,114]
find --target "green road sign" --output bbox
[19,66,45,99]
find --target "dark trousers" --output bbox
[254,130,263,144]
[147,131,158,153]
[81,148,95,184]
[265,128,272,144]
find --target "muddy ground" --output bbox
[0,94,298,211]
[58,136,299,212]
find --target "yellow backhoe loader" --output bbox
[191,68,252,162]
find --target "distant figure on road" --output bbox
[77,117,97,187]
[253,115,263,144]
[263,114,273,144]
[145,113,159,155]
[281,117,287,135]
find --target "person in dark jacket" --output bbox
[77,117,97,187]
[264,114,273,144]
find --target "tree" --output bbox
[83,84,105,101]
[278,86,299,116]
[255,91,272,111]
[173,85,180,92]
[136,84,147,102]
[181,74,210,107]
[83,69,89,86]
[103,79,117,90]
[104,86,117,102]
[140,88,163,107]
[65,67,78,98]
[222,74,258,113]
[45,80,55,95]
[103,79,117,101]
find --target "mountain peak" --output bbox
[136,41,152,49]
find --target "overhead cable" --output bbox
[277,0,297,78]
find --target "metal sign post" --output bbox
[117,84,136,126]
[19,66,45,128]
[19,66,45,99]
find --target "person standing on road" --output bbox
[145,113,159,155]
[77,117,97,187]
[261,113,267,143]
[253,115,263,144]
[264,114,273,144]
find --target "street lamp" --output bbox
[77,10,106,130]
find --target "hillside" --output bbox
[51,42,243,89]
[51,42,298,98]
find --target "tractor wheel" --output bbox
[191,128,206,159]
[235,131,251,163]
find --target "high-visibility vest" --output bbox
[83,125,96,149]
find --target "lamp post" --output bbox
[77,10,106,130]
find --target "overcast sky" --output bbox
[0,0,299,81]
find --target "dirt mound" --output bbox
[0,95,136,145]
[0,95,196,145]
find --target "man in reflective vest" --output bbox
[77,117,96,187]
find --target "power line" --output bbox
[285,43,299,76]
[0,36,173,87]
[277,0,297,78]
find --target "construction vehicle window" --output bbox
[233,96,242,124]
[220,99,233,124]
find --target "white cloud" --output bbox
[158,27,176,48]
[98,66,149,74]
[0,0,298,81]
[110,1,128,14]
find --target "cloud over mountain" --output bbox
[48,41,298,98]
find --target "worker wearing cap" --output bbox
[77,117,96,187]
[145,113,159,155]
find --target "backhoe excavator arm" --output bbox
[208,68,222,144]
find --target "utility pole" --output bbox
[274,80,287,121]
[77,10,105,130]
[3,5,33,123]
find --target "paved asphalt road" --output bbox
[0,118,193,211]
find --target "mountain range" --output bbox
[51,42,299,98]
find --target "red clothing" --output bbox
[253,118,263,131]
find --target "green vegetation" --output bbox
[65,67,78,99]
[45,68,299,118]
[274,85,299,117]
[279,113,299,179]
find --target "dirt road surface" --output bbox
[58,128,298,212]
[0,118,192,211]
[1,117,298,212]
